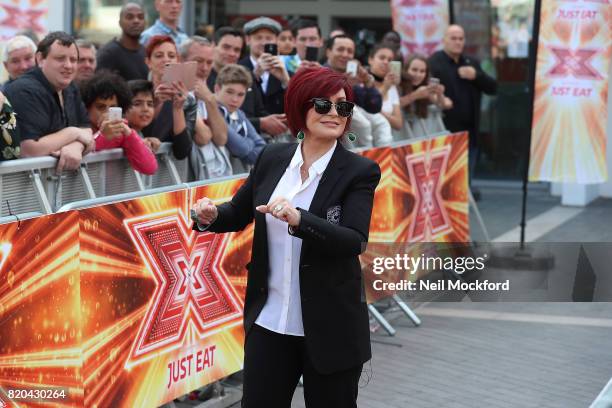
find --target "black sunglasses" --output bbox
[310,98,355,117]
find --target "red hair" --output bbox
[145,35,177,59]
[284,67,354,137]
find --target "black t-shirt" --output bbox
[97,39,149,81]
[4,67,90,141]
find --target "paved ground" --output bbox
[537,198,612,242]
[193,185,612,408]
[291,185,612,407]
[289,302,612,408]
[469,182,559,241]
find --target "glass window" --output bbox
[72,0,159,43]
[454,0,535,180]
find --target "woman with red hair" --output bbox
[141,35,195,159]
[192,67,380,407]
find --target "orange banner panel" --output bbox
[77,181,249,407]
[529,0,611,183]
[362,132,469,302]
[0,212,82,407]
[391,0,450,57]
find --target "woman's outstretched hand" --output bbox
[193,197,218,225]
[256,197,301,227]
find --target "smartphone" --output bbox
[428,77,440,86]
[390,61,402,84]
[346,60,358,76]
[264,43,278,56]
[305,46,319,62]
[108,107,122,121]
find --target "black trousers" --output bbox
[242,324,363,408]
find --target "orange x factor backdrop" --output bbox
[391,0,450,57]
[78,182,249,408]
[0,133,468,407]
[0,0,47,41]
[361,131,469,302]
[0,212,82,407]
[0,180,249,408]
[529,0,611,183]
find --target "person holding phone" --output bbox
[80,71,158,174]
[428,25,497,197]
[142,35,196,160]
[399,54,453,119]
[367,43,403,131]
[192,67,380,407]
[323,35,381,114]
[240,17,290,116]
[208,27,282,139]
[281,19,324,75]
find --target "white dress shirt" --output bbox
[255,141,337,336]
[250,55,270,94]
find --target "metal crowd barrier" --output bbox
[0,143,188,220]
[0,107,449,223]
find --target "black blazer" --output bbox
[239,56,285,115]
[199,142,381,374]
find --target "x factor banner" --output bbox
[0,0,47,41]
[0,133,468,407]
[77,183,248,407]
[0,212,82,407]
[528,0,611,183]
[390,0,450,57]
[362,132,469,302]
[0,179,249,408]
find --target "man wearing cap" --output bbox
[240,17,289,118]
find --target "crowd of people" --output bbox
[0,0,497,186]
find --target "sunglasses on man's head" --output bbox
[310,98,355,117]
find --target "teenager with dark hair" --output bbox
[126,80,161,153]
[81,72,157,175]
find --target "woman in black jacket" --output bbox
[193,67,381,408]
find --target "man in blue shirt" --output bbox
[140,0,188,47]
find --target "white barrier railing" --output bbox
[0,143,188,218]
[0,107,449,222]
